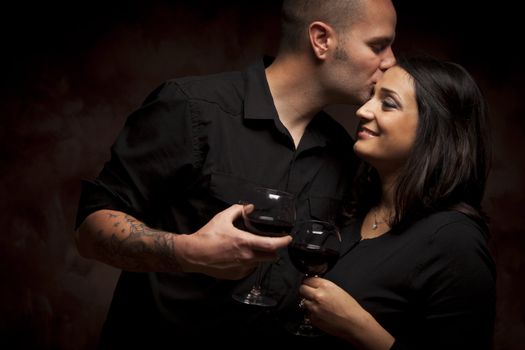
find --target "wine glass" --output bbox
[232,187,295,307]
[286,219,341,336]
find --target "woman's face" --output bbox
[353,66,419,173]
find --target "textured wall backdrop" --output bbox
[1,1,523,349]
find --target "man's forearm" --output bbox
[76,210,182,272]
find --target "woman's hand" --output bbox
[300,277,394,350]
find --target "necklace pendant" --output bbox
[372,222,378,230]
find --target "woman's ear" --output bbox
[308,21,335,60]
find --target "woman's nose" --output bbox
[356,102,374,120]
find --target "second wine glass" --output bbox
[287,219,341,336]
[232,187,295,307]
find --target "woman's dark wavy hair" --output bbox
[351,55,492,231]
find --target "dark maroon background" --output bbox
[1,1,523,349]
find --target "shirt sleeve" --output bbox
[395,219,496,350]
[75,81,203,229]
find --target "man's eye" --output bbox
[371,44,387,54]
[371,45,383,54]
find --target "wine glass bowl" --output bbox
[232,187,295,307]
[288,221,340,275]
[287,220,341,336]
[241,196,295,238]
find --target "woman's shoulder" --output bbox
[414,211,491,255]
[412,212,496,299]
[420,210,478,227]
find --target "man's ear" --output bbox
[308,21,335,60]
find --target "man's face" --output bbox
[327,0,397,105]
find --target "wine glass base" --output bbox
[232,292,277,307]
[285,321,324,337]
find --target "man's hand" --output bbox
[175,204,292,280]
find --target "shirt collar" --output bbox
[242,56,278,120]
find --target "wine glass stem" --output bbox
[300,274,317,325]
[303,312,312,325]
[252,262,264,292]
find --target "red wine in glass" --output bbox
[243,215,295,237]
[288,242,339,276]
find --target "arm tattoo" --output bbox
[92,213,182,272]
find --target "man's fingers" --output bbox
[242,203,255,215]
[223,203,244,220]
[246,234,292,252]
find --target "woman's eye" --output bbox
[382,98,397,109]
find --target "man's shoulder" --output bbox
[145,69,245,116]
[167,69,244,100]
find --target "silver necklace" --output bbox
[372,207,386,230]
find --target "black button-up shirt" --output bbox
[76,57,357,344]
